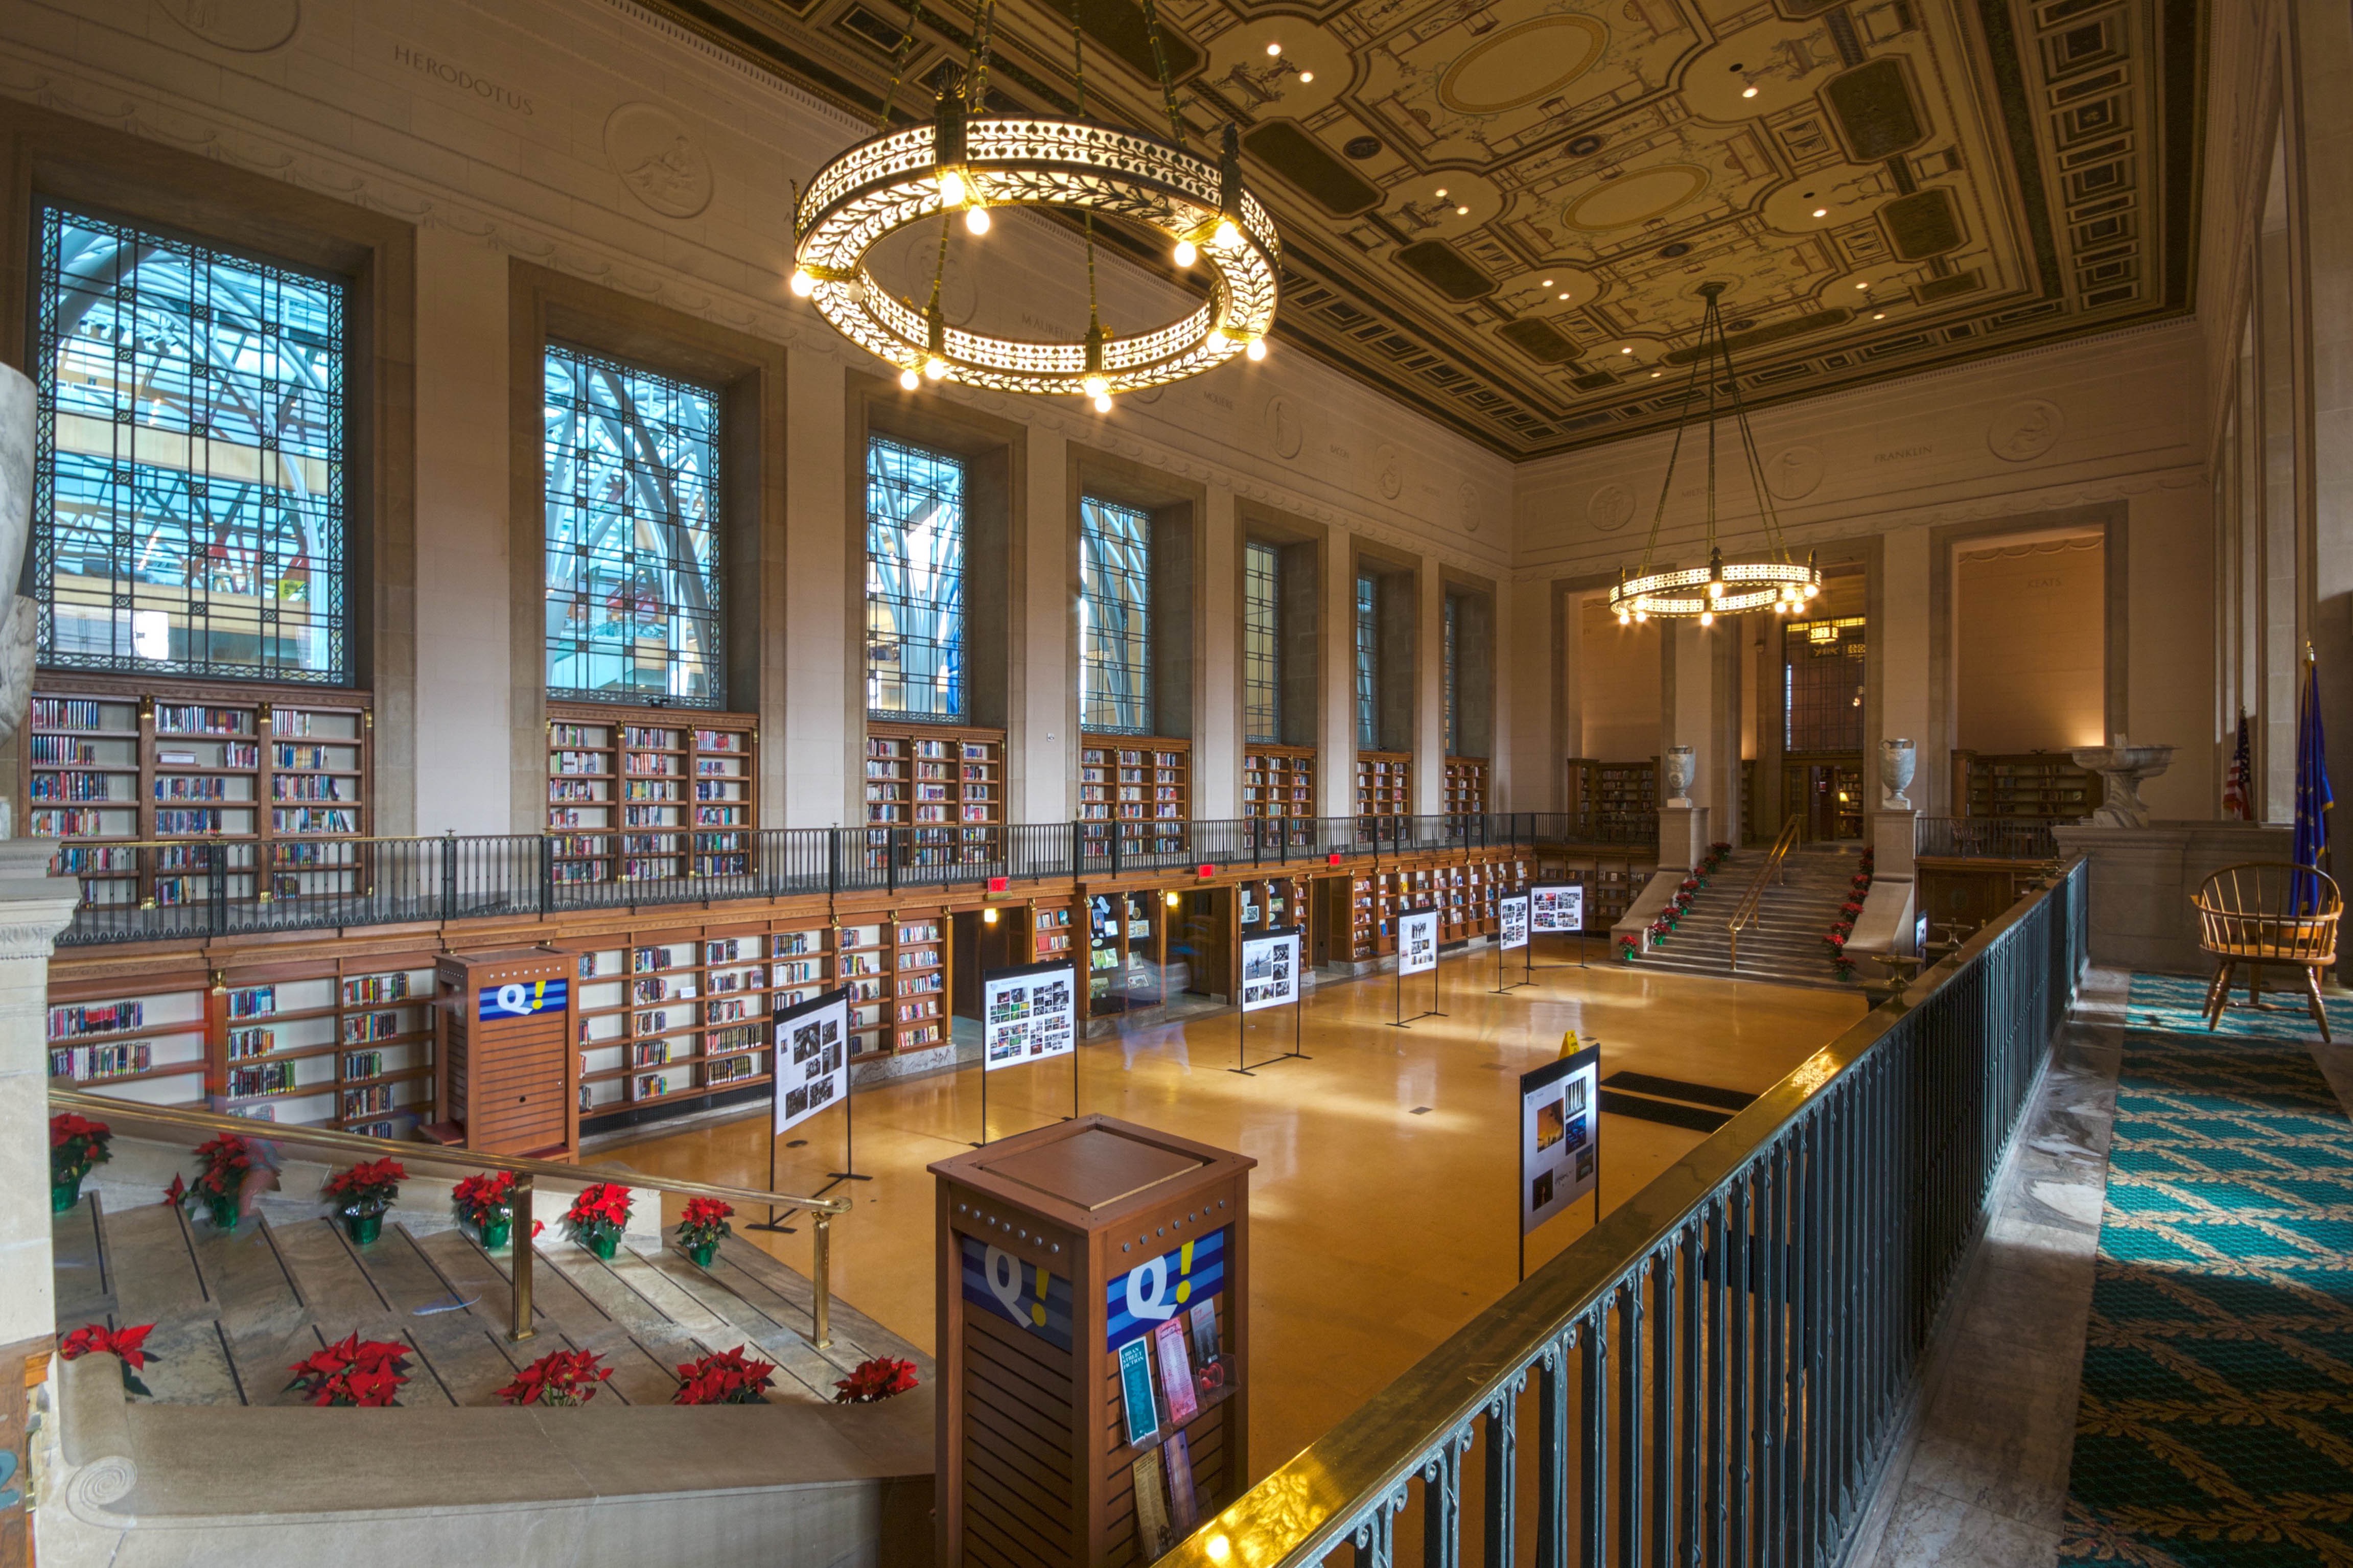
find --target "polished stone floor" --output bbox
[603,940,1866,1478]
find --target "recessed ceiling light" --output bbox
[1741,86,1759,98]
[1298,70,1313,82]
[1873,312,1885,320]
[1455,204,1469,215]
[1435,188,1448,198]
[1266,41,1282,55]
[1620,346,1632,355]
[1557,292,1569,300]
[1650,370,1662,378]
[1812,207,1828,218]
[1541,278,1553,287]
[1856,280,1871,289]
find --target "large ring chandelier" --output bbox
[789,0,1278,411]
[1609,283,1820,626]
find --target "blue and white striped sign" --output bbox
[479,977,567,1021]
[1105,1226,1228,1351]
[959,1234,1073,1352]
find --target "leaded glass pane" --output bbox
[1355,574,1378,750]
[866,437,965,720]
[1081,497,1152,734]
[1243,541,1280,744]
[35,206,347,682]
[543,347,722,706]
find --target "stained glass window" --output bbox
[34,206,347,682]
[1080,497,1152,734]
[543,346,722,705]
[866,437,965,720]
[1355,574,1379,750]
[1243,541,1280,744]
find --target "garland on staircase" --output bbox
[1620,842,1734,963]
[1823,848,1876,981]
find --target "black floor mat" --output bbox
[1597,1089,1732,1133]
[1601,1071,1758,1112]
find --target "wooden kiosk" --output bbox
[931,1114,1254,1567]
[429,948,579,1159]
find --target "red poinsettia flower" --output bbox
[499,1348,614,1407]
[671,1345,777,1405]
[161,1174,186,1206]
[323,1157,406,1217]
[453,1172,515,1226]
[565,1183,634,1247]
[52,1112,113,1185]
[286,1332,412,1408]
[832,1356,919,1404]
[678,1197,734,1250]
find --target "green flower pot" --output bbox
[52,1174,83,1213]
[345,1213,382,1246]
[586,1232,618,1261]
[688,1241,717,1269]
[479,1216,512,1250]
[206,1195,239,1231]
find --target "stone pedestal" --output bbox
[1658,804,1710,872]
[1872,807,1919,883]
[2051,820,2293,973]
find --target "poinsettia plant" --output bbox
[498,1348,613,1408]
[453,1171,515,1229]
[322,1157,406,1220]
[565,1183,633,1250]
[672,1345,777,1405]
[51,1112,112,1187]
[182,1132,261,1216]
[1616,933,1640,964]
[833,1356,919,1404]
[59,1322,159,1397]
[286,1332,411,1407]
[678,1197,734,1250]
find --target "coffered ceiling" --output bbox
[648,0,2203,458]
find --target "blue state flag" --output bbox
[2296,650,2335,916]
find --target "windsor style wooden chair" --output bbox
[2193,862,2342,1042]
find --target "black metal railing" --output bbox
[1917,815,2066,861]
[46,812,1625,946]
[1159,856,2089,1568]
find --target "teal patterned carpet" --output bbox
[2061,973,2353,1566]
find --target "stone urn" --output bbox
[2068,738,2175,829]
[1663,745,1696,806]
[1879,738,1917,809]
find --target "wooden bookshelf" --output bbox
[1954,750,2103,819]
[1594,759,1658,834]
[1325,852,1524,963]
[864,722,1005,871]
[28,679,372,910]
[1443,756,1489,814]
[546,705,756,883]
[1030,901,1077,964]
[48,955,436,1136]
[1079,736,1191,860]
[570,920,834,1119]
[1242,744,1316,842]
[1086,889,1170,1016]
[1356,751,1412,820]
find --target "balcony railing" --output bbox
[1158,856,2089,1568]
[1917,815,2066,861]
[45,812,1639,946]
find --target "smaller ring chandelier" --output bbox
[1608,282,1819,627]
[789,0,1278,412]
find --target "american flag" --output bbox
[2224,709,2252,820]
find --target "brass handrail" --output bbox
[48,1087,848,1348]
[1727,814,1803,972]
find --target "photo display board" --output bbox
[1529,884,1587,935]
[1520,1043,1602,1235]
[1240,925,1300,1013]
[1498,894,1530,952]
[1398,909,1439,975]
[983,961,1077,1071]
[774,987,850,1135]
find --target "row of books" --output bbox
[51,1001,143,1038]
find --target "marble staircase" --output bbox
[1630,847,1864,990]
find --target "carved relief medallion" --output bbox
[157,0,300,51]
[1587,482,1635,533]
[1988,399,2063,463]
[604,103,714,220]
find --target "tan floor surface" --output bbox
[605,942,1865,1482]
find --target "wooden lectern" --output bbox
[931,1114,1254,1567]
[430,948,578,1159]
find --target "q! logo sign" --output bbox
[958,1233,1071,1350]
[1104,1225,1229,1350]
[478,977,567,1022]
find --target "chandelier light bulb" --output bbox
[1245,337,1267,361]
[964,205,991,235]
[1214,219,1241,248]
[924,356,949,380]
[1707,579,1723,598]
[938,169,968,207]
[1634,608,1648,624]
[1093,392,1114,413]
[1083,374,1109,400]
[789,268,816,298]
[1699,610,1714,627]
[1174,238,1198,267]
[1617,610,1631,626]
[899,367,921,391]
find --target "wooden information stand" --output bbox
[430,949,579,1159]
[931,1115,1254,1567]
